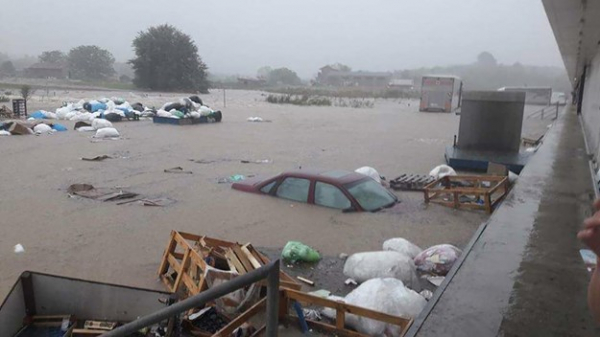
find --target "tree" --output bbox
[68,45,115,81]
[20,85,35,103]
[267,67,302,86]
[477,52,497,67]
[0,61,16,77]
[257,66,272,79]
[130,24,209,93]
[39,50,66,64]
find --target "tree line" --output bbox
[0,24,210,93]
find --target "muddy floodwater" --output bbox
[0,89,548,297]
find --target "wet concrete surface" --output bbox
[408,106,600,336]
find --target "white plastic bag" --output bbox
[429,164,456,179]
[70,112,94,122]
[94,127,120,138]
[0,130,11,136]
[56,105,74,120]
[199,105,213,116]
[383,238,422,259]
[355,166,381,183]
[322,278,426,336]
[343,251,420,291]
[91,118,113,130]
[414,244,462,275]
[77,126,96,132]
[33,123,52,134]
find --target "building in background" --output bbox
[316,66,392,88]
[24,63,67,79]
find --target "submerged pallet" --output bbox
[390,174,436,191]
[424,175,509,214]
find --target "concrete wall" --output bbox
[582,50,600,161]
[457,91,525,152]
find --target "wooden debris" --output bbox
[84,320,117,330]
[296,276,315,286]
[390,174,436,191]
[157,230,301,299]
[424,175,509,214]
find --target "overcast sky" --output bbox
[0,0,563,78]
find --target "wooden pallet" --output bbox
[280,289,413,337]
[423,175,509,214]
[158,231,300,299]
[390,174,436,191]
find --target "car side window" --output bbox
[275,177,310,203]
[314,182,351,210]
[260,181,277,194]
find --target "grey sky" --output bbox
[0,0,563,78]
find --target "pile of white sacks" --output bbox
[52,97,152,122]
[323,238,462,336]
[76,118,120,139]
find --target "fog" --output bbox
[0,0,563,78]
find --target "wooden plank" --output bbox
[287,316,368,337]
[214,298,266,337]
[285,289,412,329]
[250,325,266,337]
[233,245,255,272]
[296,276,314,286]
[172,248,191,292]
[158,231,177,275]
[173,231,191,249]
[167,253,182,272]
[225,249,246,274]
[177,231,203,241]
[336,301,345,330]
[241,246,262,269]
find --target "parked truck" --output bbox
[420,75,463,112]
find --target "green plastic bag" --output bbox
[282,241,321,263]
[171,110,185,119]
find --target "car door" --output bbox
[313,180,356,211]
[274,176,311,203]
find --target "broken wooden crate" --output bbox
[158,230,300,299]
[280,289,413,337]
[423,175,509,213]
[390,174,436,191]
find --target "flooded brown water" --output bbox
[0,89,547,297]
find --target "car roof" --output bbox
[280,169,368,185]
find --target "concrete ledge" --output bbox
[407,105,600,336]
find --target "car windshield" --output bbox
[345,179,397,211]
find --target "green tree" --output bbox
[68,45,115,80]
[0,61,16,77]
[257,66,272,79]
[39,50,66,64]
[477,51,497,67]
[20,85,35,103]
[267,67,302,86]
[129,24,209,93]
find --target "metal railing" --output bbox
[527,102,560,120]
[101,260,280,337]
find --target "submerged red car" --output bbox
[232,169,398,212]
